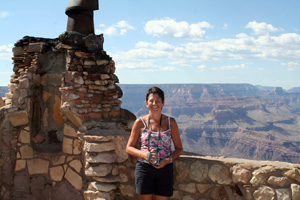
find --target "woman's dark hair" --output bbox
[146,86,165,103]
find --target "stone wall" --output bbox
[0,34,299,200]
[172,155,300,200]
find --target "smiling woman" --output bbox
[126,86,183,200]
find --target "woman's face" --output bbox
[146,93,164,112]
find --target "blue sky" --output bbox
[1,0,300,89]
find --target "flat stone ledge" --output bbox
[180,154,300,168]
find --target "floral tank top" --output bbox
[137,116,172,164]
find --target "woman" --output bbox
[126,86,183,200]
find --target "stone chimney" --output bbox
[0,1,136,199]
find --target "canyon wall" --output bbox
[120,84,300,164]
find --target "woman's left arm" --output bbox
[155,117,183,169]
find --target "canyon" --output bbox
[119,84,300,164]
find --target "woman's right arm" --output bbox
[126,118,148,160]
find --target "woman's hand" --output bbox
[152,157,172,169]
[148,152,159,164]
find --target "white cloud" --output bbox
[117,61,178,72]
[95,20,134,36]
[0,44,13,60]
[212,64,246,71]
[117,61,154,69]
[103,27,118,36]
[169,60,191,67]
[135,41,150,48]
[223,23,228,30]
[134,66,178,73]
[144,18,213,40]
[120,29,127,35]
[115,20,134,29]
[136,41,173,51]
[161,66,178,71]
[184,33,300,61]
[197,65,206,71]
[0,11,9,19]
[245,21,280,35]
[281,62,300,71]
[112,30,300,71]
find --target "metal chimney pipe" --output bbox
[65,0,99,35]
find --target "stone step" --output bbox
[85,164,112,177]
[86,152,117,164]
[84,142,115,153]
[92,175,121,183]
[83,190,114,200]
[88,182,117,192]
